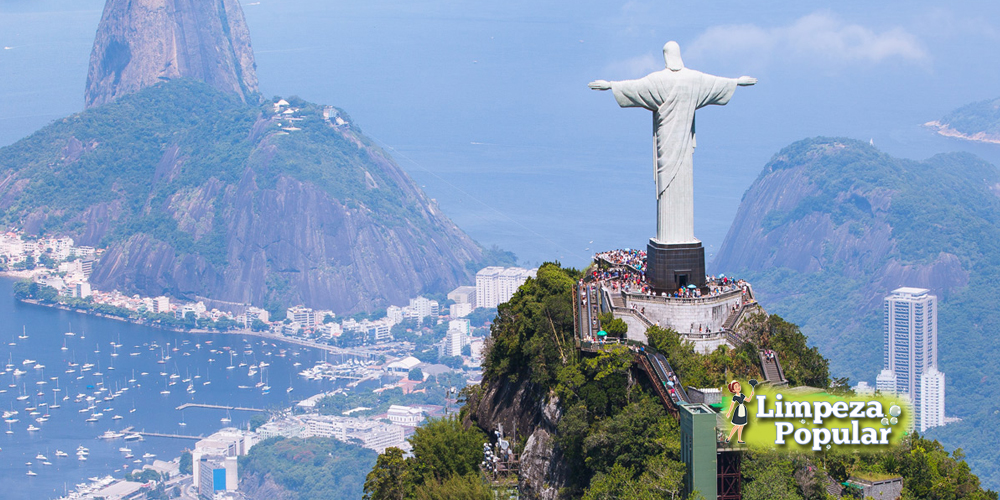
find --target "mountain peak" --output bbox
[85,0,260,109]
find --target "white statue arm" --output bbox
[737,76,757,86]
[588,80,612,91]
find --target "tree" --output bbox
[409,368,424,382]
[409,416,486,483]
[439,356,463,370]
[412,474,493,500]
[582,463,652,500]
[179,451,192,475]
[250,318,269,332]
[323,314,336,324]
[364,447,410,500]
[38,253,56,269]
[249,414,268,431]
[604,317,628,337]
[461,344,471,357]
[35,283,58,303]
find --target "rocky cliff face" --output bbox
[465,378,570,499]
[714,139,969,308]
[711,137,1000,382]
[85,0,259,108]
[0,80,482,313]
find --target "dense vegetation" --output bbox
[363,416,491,499]
[723,137,1000,488]
[0,79,424,244]
[935,97,1000,137]
[742,434,997,500]
[0,79,484,311]
[240,437,377,500]
[309,370,467,418]
[393,261,989,499]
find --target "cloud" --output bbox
[686,12,928,67]
[603,53,661,79]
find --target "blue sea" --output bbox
[0,278,341,499]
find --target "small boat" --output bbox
[26,470,36,476]
[26,425,39,432]
[55,450,68,457]
[142,452,156,459]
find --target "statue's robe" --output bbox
[611,69,736,244]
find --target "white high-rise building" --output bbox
[450,302,473,318]
[476,266,538,309]
[875,369,897,394]
[476,267,505,309]
[440,321,469,358]
[387,305,403,325]
[409,297,439,320]
[448,286,477,307]
[919,367,946,432]
[881,287,944,431]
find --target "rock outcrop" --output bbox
[0,80,482,313]
[710,137,1000,384]
[466,377,570,499]
[925,96,1000,145]
[714,138,972,305]
[85,0,259,108]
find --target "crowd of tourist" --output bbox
[595,249,647,272]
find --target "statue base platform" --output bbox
[646,239,706,292]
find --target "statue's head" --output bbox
[663,41,684,71]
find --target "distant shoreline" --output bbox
[924,120,1000,145]
[13,295,386,359]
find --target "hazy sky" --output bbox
[3,0,1000,267]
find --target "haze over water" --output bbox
[4,1,1000,267]
[0,279,340,500]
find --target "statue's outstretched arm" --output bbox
[588,80,612,91]
[737,76,757,86]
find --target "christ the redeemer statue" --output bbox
[590,41,755,245]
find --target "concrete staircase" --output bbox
[758,350,787,386]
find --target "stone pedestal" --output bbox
[646,239,705,292]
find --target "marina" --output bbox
[0,278,347,499]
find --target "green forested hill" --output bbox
[714,137,1000,488]
[0,79,484,313]
[357,263,993,499]
[931,97,1000,139]
[240,437,376,499]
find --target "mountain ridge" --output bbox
[0,79,483,313]
[713,136,1000,488]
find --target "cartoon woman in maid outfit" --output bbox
[725,379,756,444]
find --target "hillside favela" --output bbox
[0,1,998,499]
